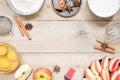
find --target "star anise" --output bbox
[73,0,80,7]
[53,65,61,73]
[66,5,73,13]
[101,42,109,50]
[25,23,33,30]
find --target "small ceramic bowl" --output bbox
[0,14,14,36]
[88,0,120,18]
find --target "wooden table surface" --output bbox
[0,0,120,80]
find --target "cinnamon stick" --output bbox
[18,19,32,40]
[96,38,115,50]
[13,15,31,40]
[13,15,24,36]
[94,45,115,54]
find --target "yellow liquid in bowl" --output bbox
[0,43,19,73]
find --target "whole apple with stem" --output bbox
[33,67,52,80]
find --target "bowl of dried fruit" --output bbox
[52,0,82,17]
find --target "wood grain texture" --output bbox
[0,52,119,80]
[0,0,120,20]
[0,21,120,52]
[0,0,120,80]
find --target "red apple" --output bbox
[101,56,109,69]
[100,67,110,80]
[109,57,120,72]
[110,70,120,80]
[84,68,97,80]
[33,67,52,80]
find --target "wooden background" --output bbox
[0,0,120,80]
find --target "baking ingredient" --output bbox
[7,50,17,61]
[15,64,32,80]
[101,56,109,69]
[0,43,19,72]
[55,0,67,11]
[83,57,120,80]
[84,68,97,80]
[100,67,110,80]
[53,65,61,73]
[110,70,120,80]
[73,0,80,7]
[9,0,44,14]
[108,57,120,72]
[66,5,73,13]
[33,67,52,80]
[0,45,8,56]
[13,15,32,40]
[25,23,33,30]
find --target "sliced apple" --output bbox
[82,78,88,80]
[90,60,99,75]
[84,68,97,80]
[101,56,109,69]
[109,57,120,72]
[100,67,110,80]
[15,64,32,80]
[96,75,102,80]
[110,70,120,80]
[95,60,102,74]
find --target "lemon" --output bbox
[7,50,17,61]
[0,59,10,69]
[0,46,8,56]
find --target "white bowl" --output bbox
[6,0,45,15]
[88,0,120,18]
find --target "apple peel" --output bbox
[109,57,120,72]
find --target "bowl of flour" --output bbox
[88,0,120,18]
[7,0,45,15]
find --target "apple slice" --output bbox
[101,56,109,69]
[84,68,97,80]
[82,78,88,80]
[110,70,120,80]
[90,59,102,75]
[95,60,102,73]
[90,60,98,75]
[100,67,110,80]
[15,64,32,80]
[109,57,120,72]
